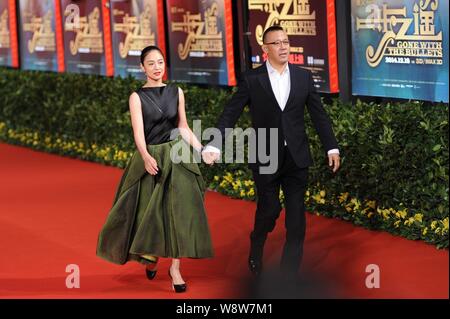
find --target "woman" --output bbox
[96,45,213,293]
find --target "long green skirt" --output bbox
[96,137,214,265]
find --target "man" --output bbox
[202,26,340,278]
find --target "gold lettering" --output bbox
[0,9,10,49]
[113,4,155,58]
[171,2,223,60]
[23,10,56,53]
[65,7,103,55]
[249,0,316,45]
[356,0,443,67]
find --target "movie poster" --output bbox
[110,0,166,79]
[0,0,19,68]
[18,0,64,71]
[61,0,113,75]
[247,0,339,93]
[351,0,449,103]
[166,0,236,86]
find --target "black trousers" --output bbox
[250,146,308,274]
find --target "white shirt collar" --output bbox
[266,60,289,76]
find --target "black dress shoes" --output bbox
[168,270,187,293]
[249,232,265,276]
[145,259,159,280]
[145,265,157,280]
[142,256,159,280]
[146,268,157,280]
[248,257,262,276]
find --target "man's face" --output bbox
[262,30,290,65]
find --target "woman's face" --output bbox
[141,50,165,81]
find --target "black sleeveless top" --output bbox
[135,84,179,145]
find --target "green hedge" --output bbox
[0,67,448,248]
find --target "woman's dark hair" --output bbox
[140,45,165,64]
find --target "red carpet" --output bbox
[0,143,448,299]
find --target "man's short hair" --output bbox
[262,25,285,44]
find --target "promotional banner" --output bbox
[0,0,18,68]
[166,0,236,86]
[351,0,449,103]
[247,0,339,93]
[110,0,166,79]
[61,0,113,76]
[18,0,64,72]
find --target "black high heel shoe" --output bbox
[168,269,187,293]
[145,262,158,280]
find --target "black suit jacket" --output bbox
[210,62,338,170]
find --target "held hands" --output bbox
[328,153,340,173]
[202,151,220,166]
[200,144,220,165]
[201,148,340,171]
[144,154,159,175]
